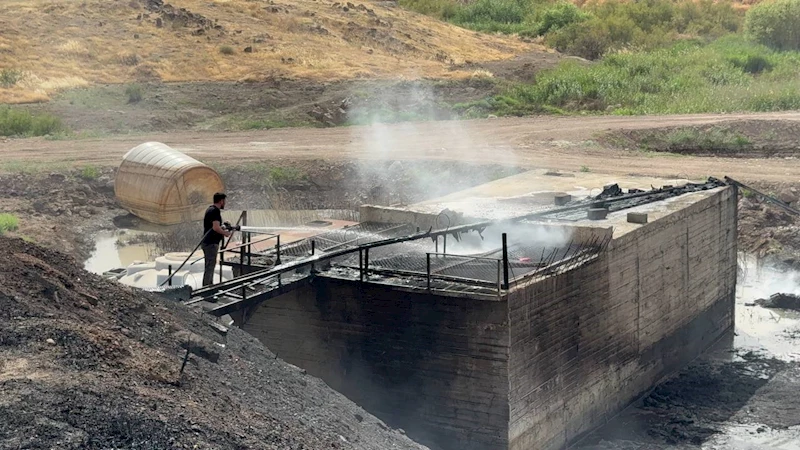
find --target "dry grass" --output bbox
[0,0,533,103]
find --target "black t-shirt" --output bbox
[202,205,224,245]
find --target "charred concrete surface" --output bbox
[226,184,737,450]
[509,187,738,450]
[236,280,510,450]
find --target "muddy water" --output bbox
[83,230,154,274]
[579,255,800,449]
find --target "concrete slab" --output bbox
[362,169,701,228]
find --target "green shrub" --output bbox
[473,36,800,116]
[0,68,23,88]
[546,18,616,60]
[269,167,304,185]
[451,0,531,33]
[0,108,64,137]
[220,45,235,55]
[399,0,459,19]
[0,213,19,235]
[125,84,143,103]
[746,0,800,51]
[78,165,100,181]
[534,2,590,36]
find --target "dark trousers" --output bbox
[202,243,219,287]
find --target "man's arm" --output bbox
[212,220,231,238]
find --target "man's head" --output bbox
[213,192,227,209]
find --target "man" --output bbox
[202,193,232,286]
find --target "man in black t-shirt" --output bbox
[201,193,231,286]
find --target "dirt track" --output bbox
[5,112,800,182]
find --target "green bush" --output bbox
[469,36,800,116]
[543,0,742,59]
[451,0,531,33]
[0,68,23,88]
[219,45,235,55]
[0,108,64,137]
[534,2,590,36]
[746,0,800,51]
[399,0,459,19]
[0,213,19,235]
[125,84,143,104]
[78,165,100,181]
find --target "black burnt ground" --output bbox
[0,237,425,450]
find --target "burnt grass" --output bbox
[0,236,425,449]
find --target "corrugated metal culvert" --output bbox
[114,142,225,225]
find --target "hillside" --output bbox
[0,236,427,449]
[0,0,536,103]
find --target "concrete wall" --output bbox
[507,187,737,450]
[239,279,510,450]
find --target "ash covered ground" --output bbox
[0,237,426,450]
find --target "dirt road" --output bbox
[4,112,800,182]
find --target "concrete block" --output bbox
[554,193,572,206]
[627,212,648,224]
[587,208,609,220]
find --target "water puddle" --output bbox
[83,230,155,275]
[732,254,800,362]
[706,424,800,449]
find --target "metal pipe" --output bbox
[275,235,281,265]
[311,240,316,271]
[364,248,369,279]
[247,232,251,268]
[168,265,173,287]
[427,253,431,290]
[502,233,509,289]
[191,228,432,298]
[443,234,447,255]
[496,260,501,295]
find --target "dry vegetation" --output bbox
[0,0,534,103]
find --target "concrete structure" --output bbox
[215,172,736,450]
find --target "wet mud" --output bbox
[576,256,800,449]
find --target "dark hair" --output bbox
[213,193,227,204]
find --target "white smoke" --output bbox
[348,81,519,202]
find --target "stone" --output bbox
[243,46,253,53]
[587,208,609,220]
[779,190,798,205]
[554,193,571,206]
[46,338,56,345]
[627,212,648,224]
[174,330,221,363]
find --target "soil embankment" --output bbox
[0,160,520,261]
[0,236,426,449]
